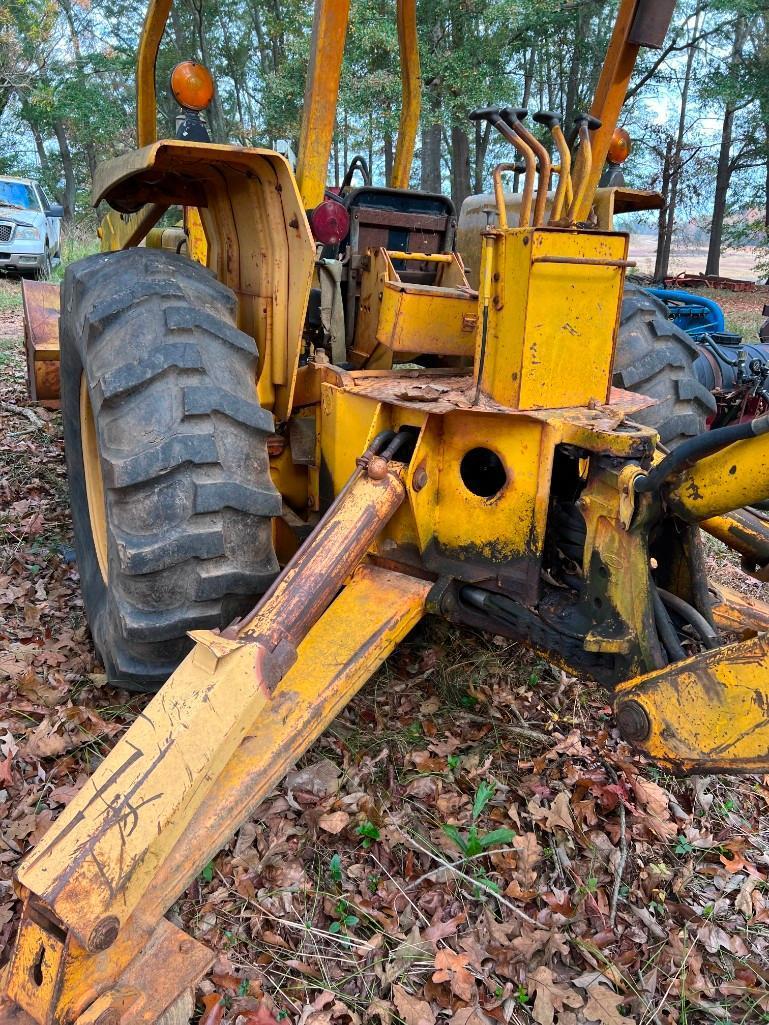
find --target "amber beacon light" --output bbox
[170,61,215,111]
[607,126,631,164]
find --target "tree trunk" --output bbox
[654,7,701,281]
[384,130,393,186]
[564,14,581,128]
[706,19,747,276]
[450,125,471,209]
[654,138,673,282]
[473,121,491,195]
[705,103,735,276]
[368,112,373,186]
[420,124,441,192]
[52,121,77,222]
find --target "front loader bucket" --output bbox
[21,279,60,406]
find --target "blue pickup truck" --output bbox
[0,176,64,279]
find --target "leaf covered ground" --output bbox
[2,289,769,1025]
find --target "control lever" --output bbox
[470,106,535,227]
[500,107,551,227]
[568,113,602,223]
[533,111,572,224]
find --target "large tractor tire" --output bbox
[614,283,716,448]
[60,249,281,691]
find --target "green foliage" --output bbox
[442,782,515,868]
[356,819,380,848]
[329,852,343,882]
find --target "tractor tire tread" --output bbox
[60,248,279,690]
[614,283,716,448]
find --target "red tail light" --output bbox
[309,199,350,246]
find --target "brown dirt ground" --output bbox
[1,277,769,1025]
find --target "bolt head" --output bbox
[616,700,650,742]
[88,915,120,952]
[412,468,428,492]
[367,455,388,480]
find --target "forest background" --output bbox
[1,0,768,281]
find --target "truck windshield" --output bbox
[0,182,38,211]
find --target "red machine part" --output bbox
[309,198,350,246]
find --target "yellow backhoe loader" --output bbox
[4,1,769,1024]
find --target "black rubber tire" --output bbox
[35,246,52,281]
[614,283,716,448]
[60,248,281,691]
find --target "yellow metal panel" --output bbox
[5,918,66,1025]
[615,633,769,774]
[480,227,627,410]
[92,141,315,421]
[184,207,207,264]
[377,284,477,355]
[295,0,351,209]
[17,636,272,950]
[667,433,769,523]
[391,0,420,189]
[319,385,384,498]
[407,411,551,565]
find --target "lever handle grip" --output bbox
[469,106,503,123]
[499,106,528,126]
[574,113,602,131]
[533,110,561,128]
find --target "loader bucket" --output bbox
[21,279,60,406]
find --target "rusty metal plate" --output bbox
[344,369,654,420]
[21,280,60,404]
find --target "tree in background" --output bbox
[0,0,767,283]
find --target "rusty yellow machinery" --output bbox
[5,1,769,1024]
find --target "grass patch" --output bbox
[0,277,23,312]
[52,229,99,281]
[705,287,768,340]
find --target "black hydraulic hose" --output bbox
[657,588,719,650]
[635,413,769,495]
[380,431,413,461]
[685,525,718,632]
[651,585,686,663]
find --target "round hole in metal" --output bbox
[460,447,507,498]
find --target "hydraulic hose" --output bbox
[651,586,686,663]
[657,588,719,650]
[635,413,769,495]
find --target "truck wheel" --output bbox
[35,246,52,281]
[614,283,716,448]
[60,249,281,691]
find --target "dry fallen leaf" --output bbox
[392,984,435,1025]
[432,949,475,1002]
[545,791,574,831]
[581,983,634,1025]
[317,810,350,834]
[527,966,583,1025]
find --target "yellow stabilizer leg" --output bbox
[614,632,769,774]
[0,563,430,1025]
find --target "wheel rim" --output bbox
[79,374,108,581]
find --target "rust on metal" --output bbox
[239,465,407,649]
[21,280,61,406]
